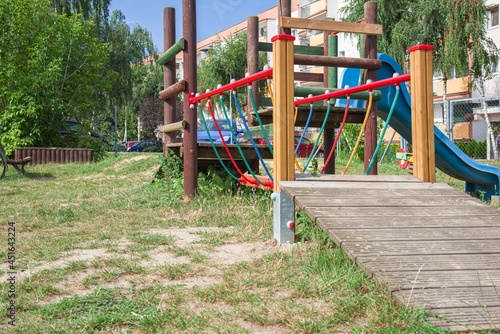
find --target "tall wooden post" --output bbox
[363,1,378,175]
[272,34,295,244]
[183,0,197,200]
[409,45,435,183]
[323,28,335,174]
[247,16,259,111]
[272,34,295,190]
[164,7,176,154]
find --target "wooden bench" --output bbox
[0,142,31,179]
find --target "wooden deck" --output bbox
[280,175,500,332]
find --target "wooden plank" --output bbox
[294,174,420,182]
[381,270,500,290]
[282,187,466,199]
[323,227,500,243]
[427,316,499,332]
[279,17,383,36]
[279,180,452,190]
[347,239,500,257]
[394,287,500,307]
[296,195,482,208]
[319,215,500,229]
[358,254,500,272]
[304,206,500,219]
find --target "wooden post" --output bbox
[409,44,435,183]
[271,32,295,245]
[247,16,259,112]
[323,29,335,174]
[278,0,291,34]
[163,7,176,154]
[183,0,197,200]
[272,34,295,190]
[363,1,378,175]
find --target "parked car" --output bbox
[126,141,139,148]
[258,136,324,158]
[126,140,163,152]
[198,119,243,144]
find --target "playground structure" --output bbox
[159,0,499,219]
[156,1,500,330]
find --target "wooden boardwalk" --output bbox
[280,175,500,332]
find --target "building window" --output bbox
[487,6,499,29]
[492,60,499,74]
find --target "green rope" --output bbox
[303,102,332,172]
[218,95,265,186]
[197,104,238,181]
[248,86,273,155]
[365,87,401,175]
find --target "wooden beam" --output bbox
[158,80,186,101]
[294,54,381,70]
[294,72,323,82]
[279,17,382,36]
[159,120,186,133]
[158,38,185,66]
[258,42,324,55]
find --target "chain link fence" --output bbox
[433,96,500,160]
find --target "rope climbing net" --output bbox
[189,68,410,189]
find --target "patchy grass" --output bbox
[0,152,487,333]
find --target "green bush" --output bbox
[455,139,486,159]
[76,135,108,162]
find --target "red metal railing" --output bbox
[294,73,410,106]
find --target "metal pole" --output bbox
[114,105,118,157]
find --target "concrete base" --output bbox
[271,191,295,244]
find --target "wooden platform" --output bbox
[165,142,272,173]
[280,175,500,332]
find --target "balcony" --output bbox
[436,77,469,97]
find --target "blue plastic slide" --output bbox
[338,53,500,199]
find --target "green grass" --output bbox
[0,152,497,333]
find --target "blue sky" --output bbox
[110,0,278,52]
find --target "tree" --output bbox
[0,0,107,155]
[50,1,156,137]
[126,62,164,140]
[342,0,498,90]
[340,0,411,58]
[197,33,268,118]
